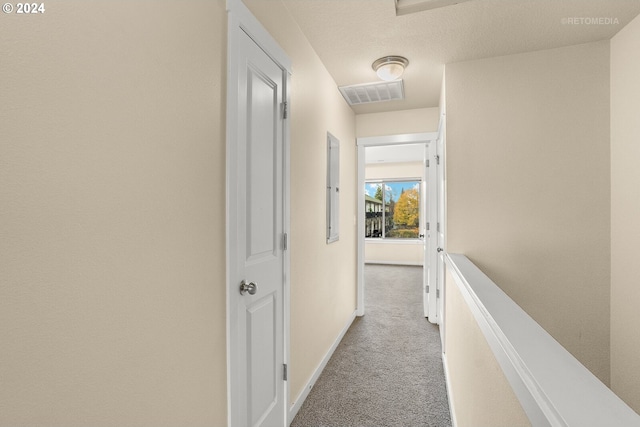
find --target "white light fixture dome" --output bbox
[372,56,409,81]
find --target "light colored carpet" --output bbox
[290,264,452,427]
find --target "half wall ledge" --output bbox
[445,253,640,426]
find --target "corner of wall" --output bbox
[610,12,640,414]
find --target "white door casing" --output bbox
[226,2,291,426]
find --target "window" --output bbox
[365,180,420,239]
[327,133,339,243]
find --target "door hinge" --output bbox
[282,101,288,119]
[426,159,430,168]
[425,285,429,294]
[283,233,288,250]
[426,222,430,231]
[436,289,440,298]
[437,222,440,232]
[283,363,288,381]
[436,155,440,165]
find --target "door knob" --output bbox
[437,247,444,253]
[240,281,257,295]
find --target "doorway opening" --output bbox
[356,133,441,323]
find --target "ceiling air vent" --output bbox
[339,80,404,106]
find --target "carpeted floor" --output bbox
[290,264,452,427]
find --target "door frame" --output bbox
[356,132,438,319]
[436,112,447,346]
[225,1,291,425]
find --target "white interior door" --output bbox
[435,132,445,326]
[425,142,439,322]
[421,144,429,318]
[229,27,286,427]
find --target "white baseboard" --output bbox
[442,352,458,427]
[287,310,357,424]
[365,260,423,266]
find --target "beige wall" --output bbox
[611,13,640,413]
[444,269,530,427]
[365,241,423,265]
[243,0,358,408]
[446,41,611,383]
[0,0,357,424]
[365,162,424,265]
[0,1,228,425]
[356,107,439,137]
[366,161,423,180]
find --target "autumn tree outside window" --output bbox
[364,180,421,239]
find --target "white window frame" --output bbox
[364,178,422,241]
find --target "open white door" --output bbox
[227,2,291,426]
[436,122,446,330]
[421,144,429,318]
[425,142,439,322]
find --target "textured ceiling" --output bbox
[282,0,640,114]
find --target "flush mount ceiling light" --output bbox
[372,56,409,81]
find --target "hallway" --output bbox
[291,265,451,426]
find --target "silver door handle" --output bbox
[437,247,444,253]
[240,281,257,295]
